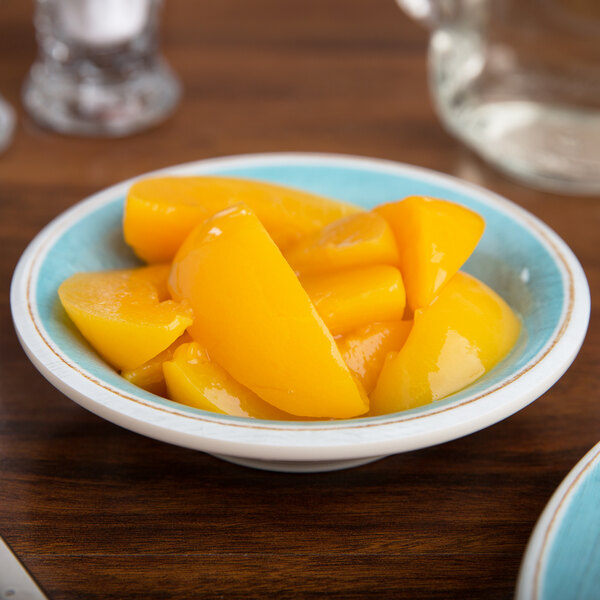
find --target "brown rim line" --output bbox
[532,445,600,600]
[24,167,576,433]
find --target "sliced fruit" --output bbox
[300,266,406,337]
[169,203,368,419]
[370,272,521,415]
[58,267,194,371]
[121,332,192,396]
[163,342,295,419]
[124,176,362,263]
[129,263,172,301]
[375,196,485,313]
[284,212,399,276]
[337,321,412,394]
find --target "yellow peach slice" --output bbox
[375,196,485,313]
[121,332,192,396]
[58,267,194,371]
[169,203,368,419]
[129,263,172,301]
[337,321,412,394]
[284,212,399,276]
[370,272,521,414]
[163,342,295,419]
[300,266,406,337]
[124,176,362,263]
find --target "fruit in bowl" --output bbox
[12,154,588,472]
[57,175,521,420]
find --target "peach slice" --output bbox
[128,263,172,301]
[121,332,192,396]
[169,203,368,419]
[58,266,194,371]
[370,272,521,414]
[300,266,406,337]
[284,212,399,276]
[337,321,412,394]
[163,342,295,419]
[124,176,362,263]
[375,196,485,313]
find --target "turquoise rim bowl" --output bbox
[11,153,590,472]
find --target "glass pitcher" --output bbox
[397,0,600,194]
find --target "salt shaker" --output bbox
[23,0,180,137]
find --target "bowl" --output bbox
[11,153,590,472]
[516,440,600,600]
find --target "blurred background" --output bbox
[2,0,597,231]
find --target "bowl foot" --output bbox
[210,454,387,473]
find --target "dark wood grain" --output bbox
[0,1,598,599]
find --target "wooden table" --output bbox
[0,1,598,598]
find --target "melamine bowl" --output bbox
[11,153,590,472]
